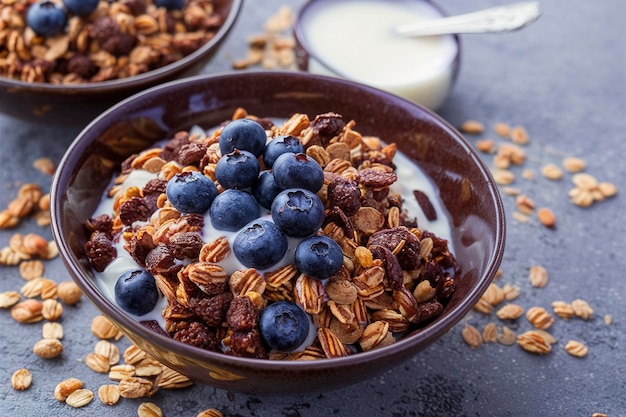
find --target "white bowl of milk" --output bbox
[294,0,460,110]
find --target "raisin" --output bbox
[161,131,190,162]
[140,320,169,337]
[67,54,96,79]
[127,229,155,266]
[369,245,404,290]
[368,227,421,270]
[85,232,117,272]
[122,0,147,15]
[86,214,113,237]
[119,197,153,225]
[327,177,361,217]
[226,295,259,332]
[311,112,345,140]
[359,168,397,188]
[412,300,443,324]
[145,245,179,276]
[177,141,207,167]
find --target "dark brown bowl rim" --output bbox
[0,0,243,96]
[51,70,505,372]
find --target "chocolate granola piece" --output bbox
[127,229,155,266]
[161,131,190,162]
[85,231,117,272]
[368,245,404,290]
[169,232,203,260]
[226,295,259,332]
[67,54,97,79]
[177,141,207,167]
[311,112,345,141]
[191,292,233,328]
[173,321,219,351]
[228,329,268,359]
[86,214,113,238]
[359,168,398,188]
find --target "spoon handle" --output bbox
[395,1,542,37]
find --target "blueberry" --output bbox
[272,153,324,193]
[209,189,260,232]
[271,188,325,237]
[154,0,185,10]
[62,0,99,16]
[26,1,68,37]
[219,119,267,158]
[263,135,303,168]
[215,149,260,189]
[251,170,283,210]
[233,219,288,269]
[115,269,160,316]
[294,235,344,280]
[259,301,310,352]
[166,171,217,214]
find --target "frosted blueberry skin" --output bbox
[63,0,99,16]
[263,135,304,168]
[166,171,218,214]
[114,270,160,316]
[232,219,288,269]
[219,118,267,158]
[26,1,68,37]
[272,153,324,193]
[252,170,283,210]
[215,149,260,189]
[259,301,310,352]
[209,189,260,232]
[294,235,344,280]
[271,188,325,238]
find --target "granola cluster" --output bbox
[85,109,460,360]
[0,0,223,84]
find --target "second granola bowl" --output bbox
[51,71,505,395]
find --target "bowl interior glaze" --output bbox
[51,71,505,395]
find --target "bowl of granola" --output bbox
[0,0,242,125]
[51,70,505,395]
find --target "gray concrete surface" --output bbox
[1,0,625,415]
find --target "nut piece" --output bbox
[461,324,482,348]
[496,303,524,320]
[537,208,556,228]
[138,402,163,417]
[11,368,32,391]
[98,384,121,405]
[528,265,549,288]
[54,378,83,401]
[516,330,551,354]
[65,389,94,408]
[565,340,588,358]
[57,281,82,305]
[33,338,63,359]
[42,322,64,339]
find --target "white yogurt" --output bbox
[90,139,453,344]
[296,0,458,109]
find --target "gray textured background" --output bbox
[1,0,625,416]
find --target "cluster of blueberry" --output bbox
[117,118,347,352]
[26,0,183,37]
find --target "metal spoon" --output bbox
[395,1,542,37]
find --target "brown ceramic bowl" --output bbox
[51,71,505,395]
[0,0,242,127]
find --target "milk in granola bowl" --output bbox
[85,111,459,359]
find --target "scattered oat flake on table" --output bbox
[482,322,498,343]
[571,298,594,320]
[32,158,56,176]
[510,125,530,145]
[138,402,163,417]
[541,163,564,180]
[526,306,555,329]
[562,156,586,173]
[460,120,484,134]
[604,314,612,325]
[496,303,525,320]
[528,265,549,288]
[565,340,588,358]
[496,325,516,345]
[461,324,483,348]
[537,207,557,228]
[516,330,551,354]
[493,122,512,138]
[196,409,225,417]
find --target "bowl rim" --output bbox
[51,70,506,372]
[0,0,243,95]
